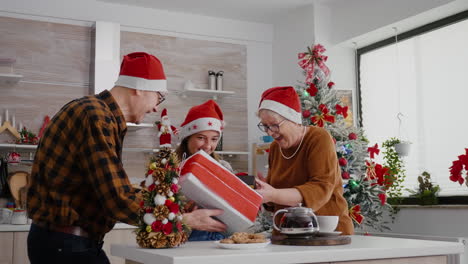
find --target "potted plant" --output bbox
[382,137,407,206]
[408,171,440,205]
[394,140,411,157]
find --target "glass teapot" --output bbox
[272,203,319,235]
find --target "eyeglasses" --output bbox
[156,92,166,106]
[257,119,286,133]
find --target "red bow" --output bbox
[335,104,348,118]
[298,44,330,84]
[311,104,335,127]
[349,205,364,224]
[306,83,318,96]
[367,143,380,159]
[366,160,389,186]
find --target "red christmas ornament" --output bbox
[348,133,357,140]
[327,81,335,88]
[148,184,156,192]
[339,157,348,166]
[171,184,179,193]
[341,171,350,179]
[164,199,173,206]
[162,222,173,235]
[169,203,179,214]
[302,110,311,118]
[151,220,163,232]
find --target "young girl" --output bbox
[176,100,233,241]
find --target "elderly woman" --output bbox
[176,99,233,241]
[255,86,354,235]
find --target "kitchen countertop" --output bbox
[0,222,136,232]
[111,235,464,264]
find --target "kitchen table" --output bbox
[111,235,463,264]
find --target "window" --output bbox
[358,11,468,197]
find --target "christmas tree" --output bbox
[296,44,391,231]
[136,148,189,248]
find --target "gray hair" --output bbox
[257,109,286,121]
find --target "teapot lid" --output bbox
[288,203,313,214]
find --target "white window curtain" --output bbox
[360,19,468,196]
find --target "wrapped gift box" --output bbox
[179,150,262,233]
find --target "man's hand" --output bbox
[183,208,227,232]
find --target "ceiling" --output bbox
[100,0,318,24]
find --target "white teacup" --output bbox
[317,215,339,232]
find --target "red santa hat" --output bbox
[258,86,302,124]
[161,108,168,118]
[114,52,167,93]
[180,100,224,139]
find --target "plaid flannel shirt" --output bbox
[27,90,140,240]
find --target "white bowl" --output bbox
[317,215,338,232]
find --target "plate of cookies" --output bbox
[215,232,270,249]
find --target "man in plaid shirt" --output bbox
[27,52,226,264]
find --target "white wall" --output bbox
[0,0,274,173]
[272,4,315,86]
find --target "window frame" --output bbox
[356,9,468,204]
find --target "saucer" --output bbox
[214,240,271,250]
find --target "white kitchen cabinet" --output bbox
[0,232,13,264]
[0,226,137,264]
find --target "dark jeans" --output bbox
[27,223,110,264]
[188,230,226,241]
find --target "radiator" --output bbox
[360,232,467,264]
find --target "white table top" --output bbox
[0,222,136,232]
[111,235,464,264]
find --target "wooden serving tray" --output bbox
[271,234,351,246]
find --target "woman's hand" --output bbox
[183,208,227,232]
[255,179,277,203]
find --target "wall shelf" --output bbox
[217,151,249,157]
[126,122,154,131]
[176,88,235,100]
[0,143,37,149]
[0,73,23,86]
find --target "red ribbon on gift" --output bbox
[349,204,364,224]
[298,44,330,84]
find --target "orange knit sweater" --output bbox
[267,126,354,235]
